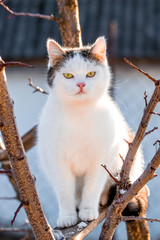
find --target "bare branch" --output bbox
[153,140,160,146]
[119,154,125,163]
[0,227,32,233]
[0,169,11,174]
[120,83,160,189]
[150,111,160,116]
[0,2,59,22]
[124,58,158,85]
[57,206,108,240]
[144,91,148,107]
[144,127,158,137]
[0,59,34,71]
[0,196,16,200]
[0,59,55,239]
[122,216,160,223]
[11,201,25,226]
[29,78,48,95]
[101,164,119,184]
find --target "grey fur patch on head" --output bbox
[47,47,99,87]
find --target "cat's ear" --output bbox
[90,37,106,62]
[47,39,65,66]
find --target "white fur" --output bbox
[37,38,144,228]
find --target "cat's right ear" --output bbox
[47,39,65,66]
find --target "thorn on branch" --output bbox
[28,78,48,95]
[11,201,28,226]
[144,127,158,137]
[144,91,148,107]
[124,58,158,85]
[119,154,125,163]
[101,164,119,184]
[123,138,131,146]
[150,112,160,116]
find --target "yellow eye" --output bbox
[63,73,74,79]
[86,71,96,78]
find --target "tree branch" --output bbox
[120,68,160,190]
[0,59,55,239]
[101,164,119,184]
[0,2,59,22]
[122,216,160,223]
[99,60,160,240]
[124,58,158,84]
[29,78,48,95]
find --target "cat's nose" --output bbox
[77,82,86,90]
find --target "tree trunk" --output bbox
[57,0,82,47]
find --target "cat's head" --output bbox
[47,37,111,103]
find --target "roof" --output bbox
[0,0,160,59]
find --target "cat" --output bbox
[37,37,144,228]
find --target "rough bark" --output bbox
[0,60,55,240]
[57,0,82,47]
[99,79,160,239]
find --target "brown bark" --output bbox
[57,0,82,47]
[99,69,160,239]
[0,61,55,240]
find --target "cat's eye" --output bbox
[86,71,96,78]
[63,73,74,79]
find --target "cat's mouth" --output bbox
[76,90,85,95]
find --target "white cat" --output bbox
[37,37,144,228]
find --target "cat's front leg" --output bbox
[79,168,107,222]
[53,166,78,228]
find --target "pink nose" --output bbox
[77,82,86,90]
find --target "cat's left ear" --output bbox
[90,37,106,62]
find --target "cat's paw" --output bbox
[57,214,78,228]
[79,208,99,222]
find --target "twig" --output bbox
[0,2,59,22]
[0,169,11,174]
[144,91,148,107]
[153,140,160,146]
[144,127,158,137]
[29,78,48,95]
[0,59,35,70]
[0,196,16,200]
[0,227,32,233]
[119,154,125,163]
[123,138,131,146]
[11,201,26,226]
[150,112,160,116]
[101,164,119,184]
[124,58,158,85]
[122,216,160,223]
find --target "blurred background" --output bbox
[0,0,160,239]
